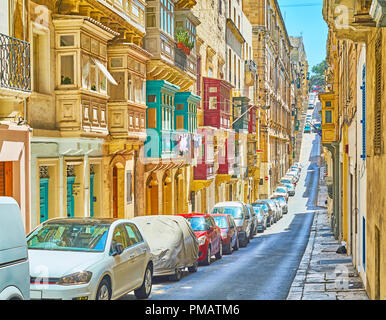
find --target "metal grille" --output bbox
[0,33,31,92]
[374,32,382,155]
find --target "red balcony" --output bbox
[203,77,234,129]
[217,130,235,175]
[194,127,215,180]
[248,104,257,134]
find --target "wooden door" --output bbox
[0,162,12,196]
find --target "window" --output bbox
[147,108,157,128]
[60,55,75,85]
[177,115,184,130]
[209,96,217,110]
[325,110,332,123]
[33,32,49,94]
[110,224,129,251]
[124,223,143,246]
[60,35,74,47]
[160,0,174,37]
[148,94,156,103]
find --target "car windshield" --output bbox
[186,217,207,231]
[253,203,269,212]
[27,222,110,252]
[276,188,286,193]
[213,216,228,229]
[252,207,263,218]
[212,206,243,219]
[281,179,291,184]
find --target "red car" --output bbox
[177,213,222,266]
[211,214,239,254]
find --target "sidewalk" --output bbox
[286,210,369,300]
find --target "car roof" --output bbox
[42,217,119,224]
[176,213,211,218]
[213,201,245,207]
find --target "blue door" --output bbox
[39,178,49,223]
[90,174,94,217]
[67,176,75,217]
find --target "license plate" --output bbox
[30,290,42,299]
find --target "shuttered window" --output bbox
[374,33,382,155]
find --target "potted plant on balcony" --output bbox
[175,29,194,55]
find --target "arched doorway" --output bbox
[162,171,172,214]
[111,157,125,219]
[146,173,158,215]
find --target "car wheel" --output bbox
[188,261,198,273]
[202,246,211,266]
[134,264,153,299]
[215,241,223,260]
[169,268,183,281]
[96,278,111,300]
[233,237,239,251]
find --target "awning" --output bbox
[0,141,24,161]
[91,57,118,86]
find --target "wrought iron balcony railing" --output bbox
[0,33,31,92]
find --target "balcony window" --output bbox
[160,0,174,37]
[60,35,75,47]
[209,96,217,110]
[60,54,75,85]
[146,7,156,27]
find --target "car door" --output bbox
[124,223,148,289]
[109,223,132,298]
[243,205,251,235]
[228,216,236,245]
[207,217,220,253]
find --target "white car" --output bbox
[27,218,154,300]
[286,170,300,183]
[273,186,289,201]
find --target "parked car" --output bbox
[0,197,30,300]
[273,186,289,201]
[211,214,239,254]
[132,215,199,281]
[178,214,222,266]
[304,124,311,133]
[286,170,299,183]
[27,218,153,300]
[268,199,283,220]
[252,206,267,232]
[246,204,258,237]
[280,175,297,186]
[252,201,272,227]
[259,200,279,224]
[280,182,295,196]
[270,196,288,214]
[211,201,251,247]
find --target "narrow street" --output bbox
[121,106,322,300]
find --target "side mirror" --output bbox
[111,242,124,256]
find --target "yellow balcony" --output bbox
[319,92,338,144]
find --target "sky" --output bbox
[277,0,328,73]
